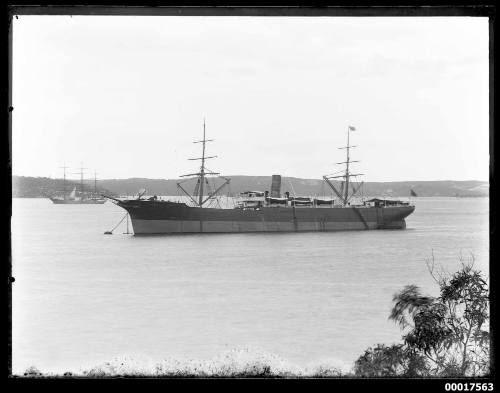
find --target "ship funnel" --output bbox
[270,175,281,198]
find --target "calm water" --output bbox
[11,197,489,374]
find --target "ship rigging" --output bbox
[323,125,364,206]
[105,122,414,234]
[176,119,230,208]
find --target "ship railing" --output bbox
[238,196,266,201]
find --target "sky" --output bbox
[11,16,489,182]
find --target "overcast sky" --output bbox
[12,16,489,182]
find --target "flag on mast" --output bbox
[410,189,417,197]
[349,126,356,131]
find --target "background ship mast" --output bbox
[74,164,87,202]
[94,170,99,198]
[323,126,364,206]
[59,163,68,200]
[177,119,230,208]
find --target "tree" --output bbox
[355,255,490,377]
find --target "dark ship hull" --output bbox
[116,200,414,234]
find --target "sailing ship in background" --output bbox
[105,122,415,234]
[49,165,106,204]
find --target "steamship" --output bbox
[105,123,415,234]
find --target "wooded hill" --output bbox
[12,176,116,198]
[13,175,489,198]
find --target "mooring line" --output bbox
[104,212,129,235]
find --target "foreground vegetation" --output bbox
[20,256,489,378]
[21,351,344,378]
[355,255,490,377]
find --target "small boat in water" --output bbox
[105,123,415,234]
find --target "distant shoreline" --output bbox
[12,175,490,183]
[12,195,489,200]
[12,175,489,199]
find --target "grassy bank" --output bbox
[17,348,349,378]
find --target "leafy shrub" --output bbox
[355,255,489,377]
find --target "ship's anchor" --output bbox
[104,212,131,235]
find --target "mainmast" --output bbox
[323,125,364,206]
[177,119,230,208]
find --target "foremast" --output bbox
[323,125,364,206]
[177,119,230,208]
